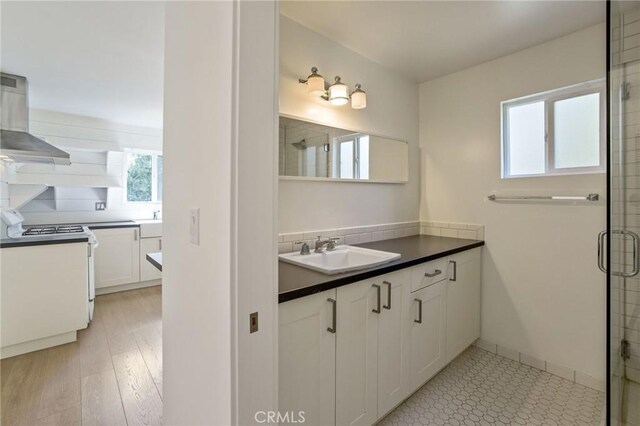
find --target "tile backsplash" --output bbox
[278,220,485,254]
[421,221,486,241]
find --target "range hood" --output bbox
[0,73,70,165]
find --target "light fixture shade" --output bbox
[328,76,349,106]
[307,74,325,96]
[351,84,367,109]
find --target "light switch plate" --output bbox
[190,208,200,245]
[95,202,106,211]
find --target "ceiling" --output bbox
[280,1,605,83]
[1,1,165,128]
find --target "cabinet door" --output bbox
[376,270,411,417]
[446,247,482,363]
[140,237,163,282]
[336,280,378,426]
[279,290,336,426]
[409,280,446,392]
[93,228,140,288]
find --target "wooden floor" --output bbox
[1,286,162,426]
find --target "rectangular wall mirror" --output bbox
[279,116,409,183]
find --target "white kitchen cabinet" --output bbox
[376,270,411,418]
[279,289,336,426]
[336,279,379,426]
[93,227,140,288]
[446,247,482,363]
[1,242,88,358]
[409,280,447,391]
[139,237,162,282]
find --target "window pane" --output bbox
[507,101,545,176]
[127,153,152,202]
[358,136,369,180]
[553,93,600,169]
[156,155,163,202]
[340,141,354,179]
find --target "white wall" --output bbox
[163,2,277,424]
[11,109,162,224]
[278,16,420,233]
[163,3,234,423]
[419,24,606,381]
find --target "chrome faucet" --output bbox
[314,236,339,253]
[153,210,161,220]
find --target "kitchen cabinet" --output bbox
[93,227,140,289]
[376,270,411,417]
[140,237,162,282]
[409,280,447,391]
[446,247,482,363]
[335,279,379,426]
[1,242,88,358]
[279,289,336,426]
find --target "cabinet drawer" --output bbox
[411,258,448,292]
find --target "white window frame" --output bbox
[501,79,606,179]
[334,133,369,179]
[123,148,163,204]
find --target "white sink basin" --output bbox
[279,245,401,275]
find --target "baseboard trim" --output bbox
[96,279,162,295]
[474,339,605,392]
[1,331,77,359]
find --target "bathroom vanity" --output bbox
[278,235,483,425]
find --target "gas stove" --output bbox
[22,225,85,236]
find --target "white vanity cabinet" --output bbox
[375,271,412,417]
[139,237,163,282]
[278,246,482,426]
[335,279,379,426]
[409,280,447,390]
[279,289,336,426]
[93,227,140,288]
[445,247,482,363]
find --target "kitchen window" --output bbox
[125,150,163,203]
[501,80,605,178]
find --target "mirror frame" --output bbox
[278,113,409,184]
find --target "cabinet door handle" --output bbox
[134,229,138,241]
[383,281,391,310]
[327,298,336,333]
[450,261,457,281]
[424,269,441,278]
[414,298,423,324]
[159,239,162,250]
[372,284,381,314]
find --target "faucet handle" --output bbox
[294,241,311,255]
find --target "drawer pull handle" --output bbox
[383,281,391,310]
[327,298,336,333]
[414,298,423,324]
[372,284,381,314]
[450,260,457,281]
[424,269,442,278]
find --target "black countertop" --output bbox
[146,252,163,271]
[81,221,139,229]
[0,221,139,248]
[279,235,484,303]
[0,234,90,248]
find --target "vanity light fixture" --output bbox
[298,67,367,109]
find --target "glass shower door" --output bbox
[608,2,640,424]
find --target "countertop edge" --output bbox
[278,240,484,303]
[146,253,163,271]
[0,237,90,248]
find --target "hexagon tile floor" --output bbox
[379,346,605,426]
